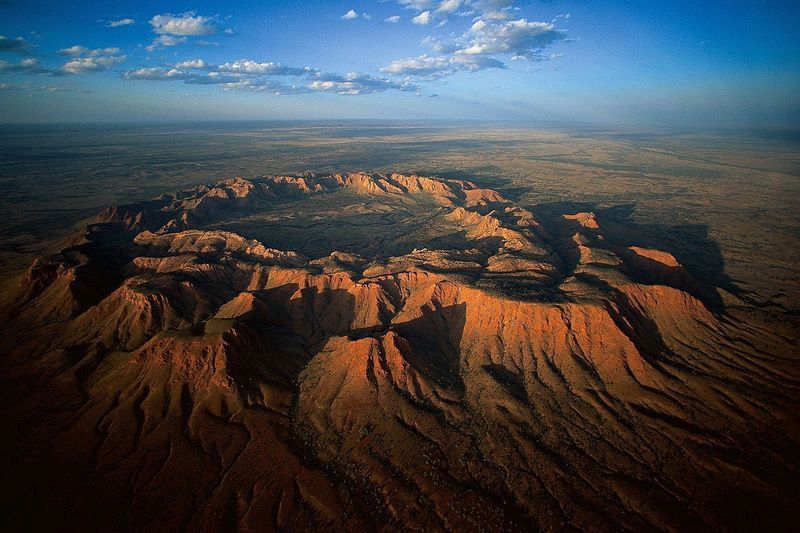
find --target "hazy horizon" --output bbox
[2,119,800,140]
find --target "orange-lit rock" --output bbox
[1,172,797,532]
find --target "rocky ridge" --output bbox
[1,172,798,532]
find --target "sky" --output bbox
[0,0,798,127]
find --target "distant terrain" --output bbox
[1,122,798,314]
[0,123,799,531]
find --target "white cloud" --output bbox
[124,59,314,82]
[58,45,87,57]
[150,12,217,36]
[63,52,126,74]
[385,15,401,23]
[395,0,513,22]
[341,9,358,20]
[122,67,191,80]
[106,18,135,28]
[146,34,187,51]
[63,57,125,74]
[469,0,515,20]
[362,13,372,20]
[455,18,565,59]
[398,0,434,9]
[480,9,511,21]
[379,5,567,83]
[381,53,504,78]
[56,45,126,74]
[437,0,462,14]
[309,72,416,95]
[122,57,415,97]
[217,59,312,76]
[412,11,432,25]
[175,59,206,69]
[123,67,240,86]
[382,54,452,76]
[59,45,121,57]
[221,79,306,95]
[470,20,486,32]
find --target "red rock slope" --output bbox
[1,173,798,531]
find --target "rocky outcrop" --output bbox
[1,172,798,532]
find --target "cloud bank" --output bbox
[381,0,567,81]
[0,2,566,100]
[122,58,417,96]
[58,46,127,74]
[146,12,219,50]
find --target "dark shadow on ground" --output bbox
[532,200,747,311]
[430,171,530,202]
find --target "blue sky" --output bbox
[0,0,798,126]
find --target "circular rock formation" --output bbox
[1,172,798,531]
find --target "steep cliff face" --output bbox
[1,173,798,532]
